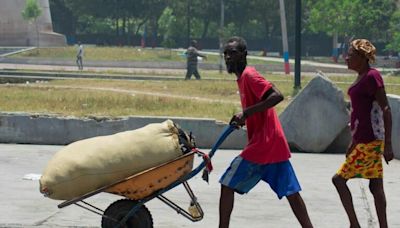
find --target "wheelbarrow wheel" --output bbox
[102,199,153,228]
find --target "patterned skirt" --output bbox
[337,140,384,179]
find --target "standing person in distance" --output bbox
[76,41,84,70]
[332,39,394,228]
[185,40,207,80]
[219,36,313,228]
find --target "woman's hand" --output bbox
[346,143,355,158]
[383,144,394,164]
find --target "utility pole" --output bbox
[279,0,290,75]
[294,0,301,89]
[332,31,338,63]
[187,0,191,47]
[219,0,224,73]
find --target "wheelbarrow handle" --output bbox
[148,124,237,192]
[208,124,236,159]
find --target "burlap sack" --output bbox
[40,120,188,200]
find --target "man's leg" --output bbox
[219,156,259,228]
[77,57,83,70]
[369,179,388,228]
[264,161,313,227]
[193,67,201,80]
[219,185,235,228]
[185,65,193,80]
[286,192,313,228]
[332,174,360,228]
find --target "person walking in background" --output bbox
[76,41,84,70]
[332,39,394,228]
[185,40,206,80]
[219,36,313,228]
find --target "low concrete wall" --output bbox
[0,112,247,149]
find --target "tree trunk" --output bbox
[201,20,209,39]
[122,17,125,35]
[123,16,127,45]
[151,18,158,48]
[263,19,270,52]
[35,18,40,53]
[135,19,148,36]
[115,18,119,37]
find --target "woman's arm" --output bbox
[375,88,394,163]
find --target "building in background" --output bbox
[0,0,66,47]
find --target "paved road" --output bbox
[201,50,346,69]
[1,144,400,228]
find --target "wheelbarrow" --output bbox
[57,125,236,228]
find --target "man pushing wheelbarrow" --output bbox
[218,36,313,228]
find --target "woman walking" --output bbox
[332,39,394,228]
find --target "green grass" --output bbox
[1,73,399,122]
[0,86,240,122]
[13,47,185,62]
[10,47,282,66]
[319,75,400,98]
[47,79,240,101]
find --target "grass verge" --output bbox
[1,73,399,122]
[10,47,282,66]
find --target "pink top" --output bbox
[348,68,385,143]
[237,67,291,164]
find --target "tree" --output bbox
[22,0,42,48]
[386,11,400,53]
[61,0,166,45]
[49,0,77,37]
[306,0,396,41]
[190,0,220,39]
[47,0,399,53]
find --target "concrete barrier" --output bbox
[324,125,351,153]
[280,75,350,153]
[0,112,247,149]
[388,94,400,159]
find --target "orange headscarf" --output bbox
[350,39,376,64]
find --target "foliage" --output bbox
[61,0,165,36]
[48,0,400,55]
[21,0,42,22]
[158,7,179,48]
[306,0,396,41]
[49,0,76,36]
[386,11,400,52]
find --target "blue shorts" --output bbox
[219,156,301,199]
